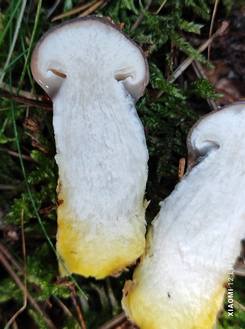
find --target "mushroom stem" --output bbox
[31,17,149,279]
[55,84,148,278]
[123,102,245,329]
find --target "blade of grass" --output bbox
[0,0,27,83]
[18,0,42,89]
[0,0,22,49]
[0,49,28,76]
[20,36,36,92]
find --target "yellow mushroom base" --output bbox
[56,216,145,279]
[122,278,226,329]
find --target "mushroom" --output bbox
[31,17,149,279]
[122,103,245,329]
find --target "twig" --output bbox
[234,268,245,277]
[53,297,73,318]
[0,0,27,83]
[234,261,245,277]
[4,211,27,329]
[170,21,228,83]
[79,0,105,17]
[208,0,220,60]
[98,313,127,329]
[192,60,218,111]
[0,147,34,162]
[0,82,43,101]
[157,21,229,98]
[0,243,22,273]
[70,286,87,329]
[171,21,229,83]
[47,0,62,18]
[0,89,52,111]
[0,184,18,191]
[155,0,167,15]
[52,0,97,22]
[131,0,153,31]
[0,249,57,329]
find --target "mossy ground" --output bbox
[0,1,244,328]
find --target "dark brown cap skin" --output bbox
[31,16,149,100]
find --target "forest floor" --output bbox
[0,1,244,328]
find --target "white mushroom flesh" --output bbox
[122,103,245,329]
[31,18,149,279]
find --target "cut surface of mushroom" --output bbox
[122,103,245,328]
[31,17,149,279]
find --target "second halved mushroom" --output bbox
[31,17,149,279]
[123,103,245,329]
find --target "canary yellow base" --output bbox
[56,213,145,279]
[123,277,226,329]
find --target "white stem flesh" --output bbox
[55,77,148,278]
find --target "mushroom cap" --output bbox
[31,16,149,100]
[187,102,245,168]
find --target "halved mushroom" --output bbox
[31,17,149,279]
[122,103,245,329]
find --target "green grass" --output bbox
[0,0,244,328]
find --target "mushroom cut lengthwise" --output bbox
[123,103,245,329]
[31,17,149,279]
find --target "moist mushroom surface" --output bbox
[123,103,245,329]
[31,17,149,279]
